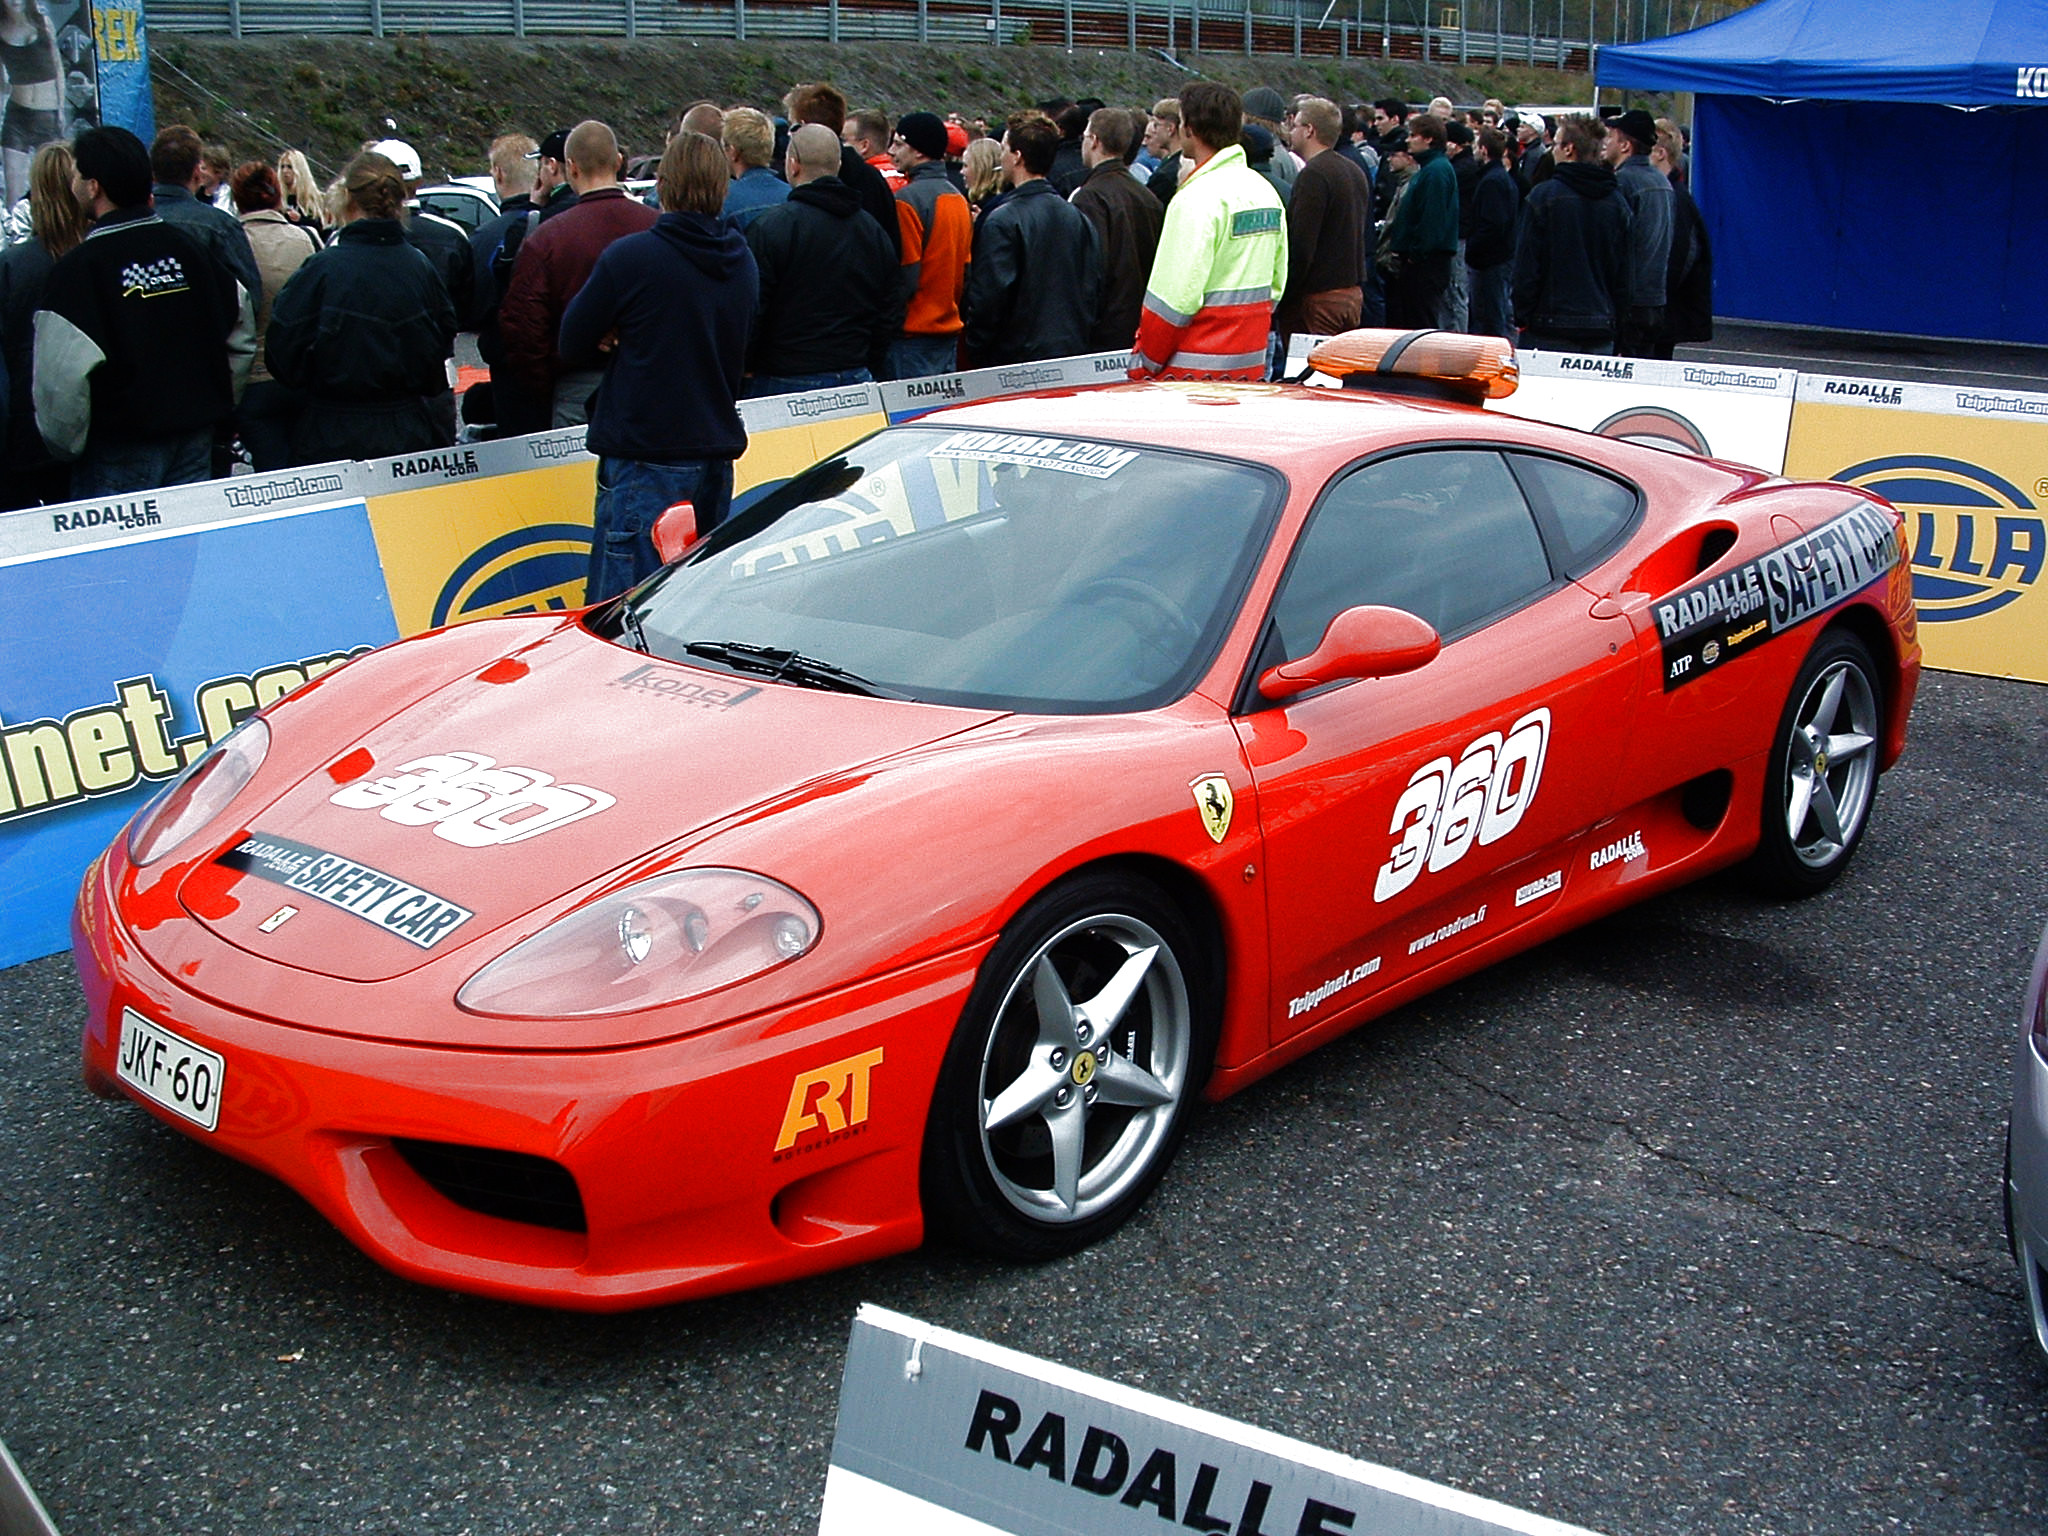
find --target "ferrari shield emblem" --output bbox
[1190,775,1234,843]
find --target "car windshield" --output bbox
[603,425,1282,713]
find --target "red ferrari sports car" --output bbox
[74,332,1920,1309]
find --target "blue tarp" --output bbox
[1691,96,2048,343]
[1596,0,2048,343]
[1598,0,2048,104]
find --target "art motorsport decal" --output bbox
[218,834,474,949]
[1655,501,1901,689]
[774,1047,884,1159]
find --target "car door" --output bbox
[1235,446,1643,1041]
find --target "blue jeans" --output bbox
[1467,262,1514,343]
[744,367,871,399]
[886,334,961,381]
[72,429,212,498]
[586,457,734,605]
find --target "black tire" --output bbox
[1748,629,1885,897]
[921,871,1218,1261]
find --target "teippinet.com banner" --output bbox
[822,1306,1602,1536]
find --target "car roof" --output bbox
[915,379,1634,489]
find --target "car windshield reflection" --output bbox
[607,426,1282,714]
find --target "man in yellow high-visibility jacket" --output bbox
[1133,81,1289,381]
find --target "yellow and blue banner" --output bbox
[1784,375,2048,684]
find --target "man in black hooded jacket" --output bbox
[1511,114,1632,354]
[742,123,904,396]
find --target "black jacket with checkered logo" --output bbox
[34,206,252,459]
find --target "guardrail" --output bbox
[146,0,1693,70]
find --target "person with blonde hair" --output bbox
[276,148,327,235]
[559,131,756,599]
[961,135,1004,219]
[720,106,788,232]
[0,139,82,504]
[264,149,456,464]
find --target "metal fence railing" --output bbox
[148,0,1750,66]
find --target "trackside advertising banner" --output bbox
[823,1307,1604,1536]
[363,429,598,634]
[1492,353,1796,473]
[734,386,890,505]
[1283,338,1796,472]
[1784,375,2048,685]
[0,491,396,969]
[363,401,893,632]
[879,352,1141,423]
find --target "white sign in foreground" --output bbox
[821,1306,1604,1536]
[0,1437,60,1536]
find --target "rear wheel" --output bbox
[921,873,1215,1260]
[1749,630,1883,896]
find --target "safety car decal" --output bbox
[1656,502,1901,690]
[218,834,474,950]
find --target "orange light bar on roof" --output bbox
[1307,328,1520,401]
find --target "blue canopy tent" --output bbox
[1597,0,2048,344]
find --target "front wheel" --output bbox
[921,873,1216,1260]
[1749,629,1884,896]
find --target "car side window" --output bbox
[1507,453,1642,576]
[1263,449,1554,665]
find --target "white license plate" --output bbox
[115,1009,225,1132]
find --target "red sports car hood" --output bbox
[174,634,1001,982]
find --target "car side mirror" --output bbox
[652,500,700,565]
[1259,604,1441,700]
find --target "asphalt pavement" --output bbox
[5,331,2048,1535]
[5,671,2045,1535]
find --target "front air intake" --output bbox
[393,1139,587,1232]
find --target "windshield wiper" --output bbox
[617,599,650,654]
[683,640,910,700]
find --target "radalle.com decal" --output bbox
[1655,501,1900,690]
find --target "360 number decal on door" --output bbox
[1374,709,1551,902]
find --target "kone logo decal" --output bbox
[432,523,594,628]
[1830,455,2042,623]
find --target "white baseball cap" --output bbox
[368,138,422,179]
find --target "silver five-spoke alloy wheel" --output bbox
[1782,653,1879,869]
[976,912,1192,1224]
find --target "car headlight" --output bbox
[455,867,821,1020]
[127,718,271,868]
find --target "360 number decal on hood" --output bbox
[329,752,616,847]
[1375,710,1551,902]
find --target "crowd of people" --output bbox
[0,77,1710,597]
